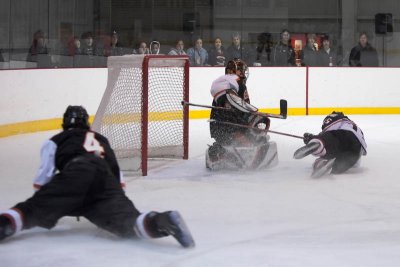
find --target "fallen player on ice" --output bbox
[293,111,367,178]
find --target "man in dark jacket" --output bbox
[271,29,296,66]
[349,32,379,67]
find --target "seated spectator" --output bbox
[106,30,124,56]
[349,32,379,67]
[27,30,49,62]
[226,32,253,65]
[150,40,161,54]
[187,37,208,66]
[208,37,226,66]
[318,35,341,66]
[271,29,295,66]
[80,31,96,56]
[168,39,186,55]
[134,41,149,54]
[254,32,273,66]
[73,36,82,55]
[300,33,319,66]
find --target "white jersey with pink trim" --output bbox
[210,74,239,101]
[323,118,367,155]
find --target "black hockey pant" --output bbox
[14,156,140,237]
[319,130,362,174]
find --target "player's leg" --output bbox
[0,161,98,240]
[294,138,326,159]
[322,131,362,174]
[0,210,20,240]
[81,165,195,248]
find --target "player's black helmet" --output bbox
[225,58,249,82]
[62,105,90,130]
[322,111,348,130]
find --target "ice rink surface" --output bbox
[1,115,400,267]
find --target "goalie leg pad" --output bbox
[254,141,279,169]
[206,143,243,171]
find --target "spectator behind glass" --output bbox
[27,30,49,62]
[271,29,295,66]
[80,31,96,56]
[150,40,161,55]
[254,32,273,66]
[349,32,379,67]
[187,37,208,66]
[300,33,319,66]
[134,41,149,54]
[106,30,124,56]
[73,36,82,55]
[318,35,341,66]
[0,49,4,62]
[168,39,186,55]
[208,37,226,66]
[226,32,253,65]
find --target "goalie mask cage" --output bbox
[92,54,189,176]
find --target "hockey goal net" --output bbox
[92,54,189,176]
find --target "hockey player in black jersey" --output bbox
[293,111,367,178]
[206,58,278,170]
[0,105,194,248]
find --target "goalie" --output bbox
[206,58,279,170]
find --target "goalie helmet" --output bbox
[225,58,249,82]
[62,105,90,130]
[322,111,348,130]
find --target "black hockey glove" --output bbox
[303,132,317,144]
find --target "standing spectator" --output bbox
[226,32,253,65]
[80,31,96,56]
[349,32,379,67]
[300,33,319,66]
[106,30,124,56]
[208,37,226,66]
[168,39,186,55]
[0,49,4,62]
[318,35,341,66]
[27,30,49,62]
[271,29,295,66]
[254,32,273,66]
[187,37,208,66]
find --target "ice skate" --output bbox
[311,158,335,178]
[293,141,321,159]
[0,216,15,241]
[156,211,195,248]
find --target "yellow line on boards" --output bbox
[1,107,400,138]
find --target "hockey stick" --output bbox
[208,119,304,140]
[182,99,287,119]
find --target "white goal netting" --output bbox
[92,55,189,175]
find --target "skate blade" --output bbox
[311,158,335,178]
[168,211,195,248]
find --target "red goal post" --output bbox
[92,54,189,176]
